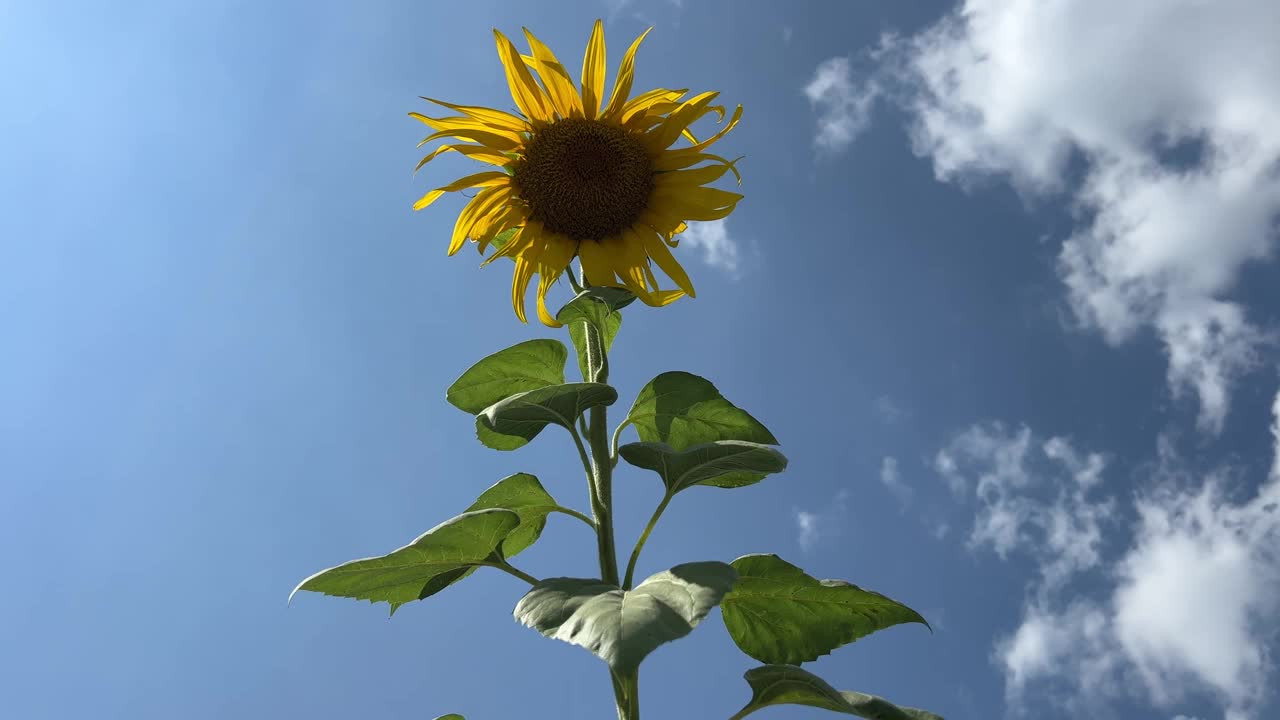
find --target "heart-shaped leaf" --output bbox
[623,372,777,450]
[476,382,617,451]
[289,509,520,615]
[619,440,788,493]
[729,665,944,720]
[513,561,737,673]
[721,555,929,664]
[446,339,567,413]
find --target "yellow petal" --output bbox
[639,227,696,297]
[652,184,744,208]
[414,143,514,174]
[621,88,687,124]
[409,113,524,142]
[577,238,618,286]
[647,91,719,150]
[510,229,548,323]
[653,151,744,185]
[601,28,652,121]
[683,104,742,152]
[493,29,551,122]
[415,126,521,152]
[417,98,529,133]
[534,235,578,326]
[481,223,536,267]
[522,29,583,119]
[475,207,528,253]
[653,162,733,188]
[580,19,607,120]
[412,171,509,211]
[450,185,511,255]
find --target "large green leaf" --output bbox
[623,372,778,450]
[476,382,617,451]
[729,665,944,720]
[513,561,737,673]
[289,509,520,615]
[557,288,632,381]
[464,473,557,558]
[446,339,567,414]
[618,440,788,492]
[721,555,929,664]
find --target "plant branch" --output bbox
[551,505,596,530]
[483,560,539,586]
[610,419,631,468]
[622,492,674,590]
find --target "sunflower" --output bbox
[411,20,743,325]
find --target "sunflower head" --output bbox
[411,20,743,326]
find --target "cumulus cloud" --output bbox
[680,219,741,274]
[942,394,1280,718]
[830,0,1280,432]
[803,56,881,152]
[936,424,1111,588]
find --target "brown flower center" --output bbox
[512,118,654,242]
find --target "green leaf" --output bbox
[618,440,788,492]
[729,665,944,720]
[721,555,929,664]
[465,473,557,558]
[476,382,617,451]
[623,371,778,450]
[446,339,567,414]
[513,561,737,673]
[289,509,520,615]
[557,287,634,381]
[432,715,465,720]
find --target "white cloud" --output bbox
[936,424,1111,587]
[948,392,1280,718]
[680,219,740,274]
[793,490,849,552]
[840,0,1280,433]
[803,56,881,153]
[879,456,914,509]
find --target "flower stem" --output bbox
[622,492,673,590]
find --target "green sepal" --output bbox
[618,440,788,492]
[729,665,944,720]
[721,554,929,664]
[513,561,737,673]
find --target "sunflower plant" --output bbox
[292,21,942,720]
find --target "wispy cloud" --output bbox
[803,56,881,153]
[875,394,909,425]
[680,219,741,274]
[824,0,1280,433]
[879,456,914,510]
[793,490,850,552]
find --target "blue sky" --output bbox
[3,1,1279,719]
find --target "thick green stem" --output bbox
[611,669,640,720]
[622,492,673,590]
[583,320,620,586]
